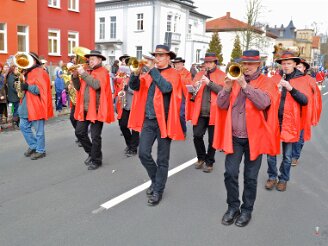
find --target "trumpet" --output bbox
[128,57,148,73]
[67,46,91,72]
[278,71,286,92]
[13,52,34,99]
[226,62,243,80]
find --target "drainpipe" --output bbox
[152,1,156,50]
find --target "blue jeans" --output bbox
[138,118,172,194]
[267,142,293,182]
[20,118,46,153]
[224,137,262,213]
[292,130,304,160]
[55,91,62,111]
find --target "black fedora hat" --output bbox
[239,50,261,63]
[299,58,310,70]
[85,50,106,61]
[119,54,130,62]
[150,44,176,60]
[172,57,185,63]
[29,52,42,65]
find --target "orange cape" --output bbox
[128,68,184,140]
[25,67,54,121]
[74,67,115,123]
[213,74,280,160]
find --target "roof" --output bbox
[312,36,320,49]
[206,12,277,38]
[266,20,296,39]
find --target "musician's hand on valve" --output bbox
[77,65,85,75]
[236,75,247,89]
[224,77,233,91]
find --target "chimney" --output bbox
[226,12,230,18]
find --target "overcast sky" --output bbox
[192,0,328,34]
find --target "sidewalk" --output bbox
[0,101,71,133]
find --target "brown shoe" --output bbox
[203,165,213,173]
[291,159,298,166]
[265,179,277,190]
[276,181,287,192]
[195,160,204,169]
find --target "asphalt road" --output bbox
[0,82,328,246]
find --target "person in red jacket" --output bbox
[265,51,310,192]
[18,52,54,160]
[190,52,225,173]
[172,57,192,137]
[73,50,115,170]
[215,50,279,227]
[129,44,184,206]
[291,59,322,166]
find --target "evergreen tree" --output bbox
[207,32,223,65]
[230,35,243,62]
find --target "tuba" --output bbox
[226,62,243,80]
[67,46,91,72]
[13,52,34,99]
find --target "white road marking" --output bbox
[323,92,328,96]
[99,157,197,210]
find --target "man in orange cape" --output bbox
[128,45,183,206]
[73,50,114,170]
[18,52,53,160]
[265,50,311,192]
[291,59,322,166]
[214,50,279,227]
[172,57,192,137]
[189,52,225,173]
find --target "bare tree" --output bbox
[239,0,263,50]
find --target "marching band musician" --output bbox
[291,58,322,166]
[214,50,279,227]
[171,57,192,137]
[190,52,225,173]
[115,64,139,157]
[18,52,54,160]
[72,50,115,170]
[265,49,311,192]
[128,44,184,206]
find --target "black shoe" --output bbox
[24,148,36,157]
[75,139,79,143]
[78,142,83,147]
[124,147,130,154]
[146,185,154,197]
[126,149,137,157]
[235,212,252,227]
[147,193,162,206]
[87,162,102,170]
[30,152,46,160]
[84,156,92,166]
[221,208,240,226]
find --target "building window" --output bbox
[196,49,201,63]
[0,23,7,53]
[137,14,144,31]
[99,17,105,40]
[167,15,172,32]
[17,25,29,52]
[136,46,142,60]
[110,16,116,39]
[48,0,60,8]
[68,31,79,56]
[173,16,178,32]
[48,29,60,55]
[68,0,79,11]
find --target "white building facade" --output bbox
[95,0,211,68]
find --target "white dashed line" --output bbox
[98,157,197,211]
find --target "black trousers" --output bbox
[193,116,215,166]
[224,137,262,213]
[70,105,78,139]
[139,118,171,194]
[75,116,104,165]
[119,109,139,151]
